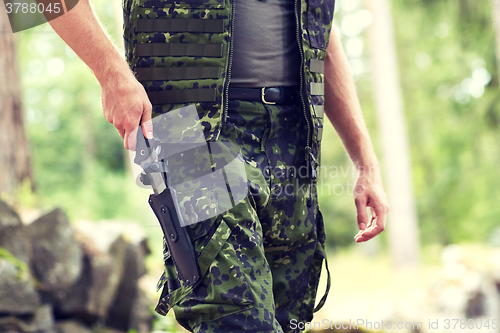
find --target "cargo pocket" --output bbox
[182,217,258,329]
[156,216,256,327]
[155,217,229,315]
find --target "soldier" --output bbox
[48,0,389,332]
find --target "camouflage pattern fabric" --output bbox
[154,100,327,333]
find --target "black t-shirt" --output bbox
[230,0,301,88]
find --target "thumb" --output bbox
[141,101,153,139]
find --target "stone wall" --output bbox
[0,200,154,333]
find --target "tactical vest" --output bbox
[123,0,335,166]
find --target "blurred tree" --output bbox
[492,0,500,81]
[0,9,33,198]
[389,0,500,244]
[366,0,420,266]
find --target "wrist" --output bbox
[352,151,380,170]
[352,156,382,180]
[95,56,134,88]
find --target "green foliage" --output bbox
[152,312,183,333]
[391,0,500,244]
[15,1,138,220]
[0,247,30,279]
[17,179,37,209]
[319,0,500,248]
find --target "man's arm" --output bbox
[48,0,152,149]
[324,27,389,243]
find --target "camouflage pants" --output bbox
[155,100,328,333]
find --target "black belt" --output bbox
[228,86,299,105]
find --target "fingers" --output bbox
[112,104,146,151]
[372,203,388,233]
[141,100,154,140]
[124,132,130,150]
[354,203,388,243]
[126,102,153,151]
[354,218,383,242]
[124,127,139,151]
[354,223,384,242]
[116,110,139,151]
[355,195,368,230]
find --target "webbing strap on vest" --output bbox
[310,59,325,73]
[136,43,223,58]
[147,88,217,105]
[313,105,324,119]
[313,250,331,313]
[135,67,221,81]
[310,82,324,96]
[137,19,225,33]
[317,126,323,141]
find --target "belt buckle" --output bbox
[261,87,276,105]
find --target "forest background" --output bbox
[1,0,500,331]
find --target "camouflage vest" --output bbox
[123,0,335,162]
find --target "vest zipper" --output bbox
[295,0,312,158]
[222,0,236,124]
[295,0,316,206]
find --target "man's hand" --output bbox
[100,72,153,150]
[352,166,389,243]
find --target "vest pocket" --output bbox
[307,0,335,50]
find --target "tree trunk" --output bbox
[0,8,33,198]
[366,0,420,267]
[492,0,500,82]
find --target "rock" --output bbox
[0,250,40,315]
[86,235,129,317]
[0,316,33,333]
[0,199,31,264]
[55,233,128,323]
[55,321,94,333]
[130,287,154,333]
[0,203,152,333]
[27,208,82,304]
[0,304,55,333]
[32,304,56,333]
[55,220,150,325]
[103,231,151,331]
[75,220,150,278]
[105,249,153,332]
[82,221,151,332]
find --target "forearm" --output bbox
[47,0,133,85]
[324,28,378,168]
[47,0,152,148]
